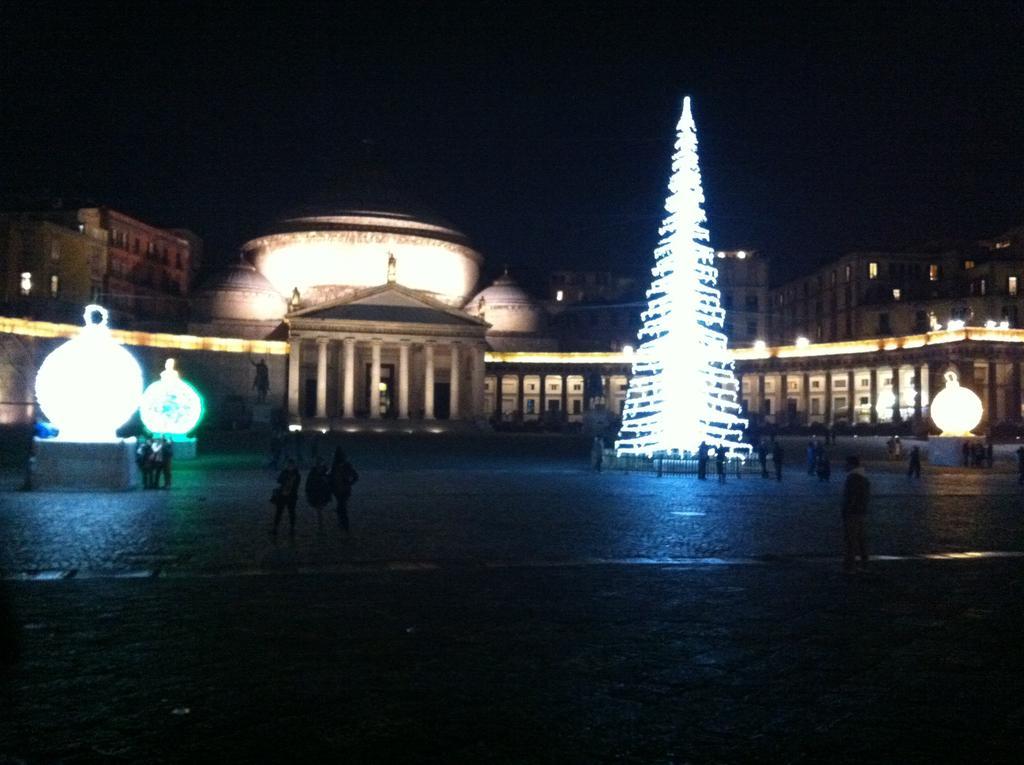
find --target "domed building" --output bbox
[190,257,287,338]
[465,270,557,351]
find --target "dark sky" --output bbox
[3,1,1023,286]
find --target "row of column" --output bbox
[287,337,485,421]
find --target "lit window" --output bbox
[19,272,31,295]
[49,274,59,297]
[994,240,1011,249]
[929,264,939,281]
[795,336,810,347]
[736,250,747,259]
[980,278,987,296]
[892,288,901,300]
[845,264,852,282]
[964,260,975,270]
[1009,276,1018,296]
[555,290,563,302]
[868,262,878,279]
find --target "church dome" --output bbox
[191,258,287,322]
[466,271,546,334]
[242,209,483,307]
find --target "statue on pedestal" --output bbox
[251,357,270,403]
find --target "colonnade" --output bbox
[287,336,486,421]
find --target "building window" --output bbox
[812,380,821,389]
[980,278,987,296]
[1009,276,1018,296]
[19,271,31,296]
[859,396,870,406]
[929,263,939,281]
[811,398,821,415]
[963,259,975,270]
[860,378,869,387]
[892,288,901,300]
[49,274,59,297]
[788,380,799,392]
[572,384,582,392]
[572,400,581,414]
[526,400,535,414]
[845,264,852,282]
[868,262,878,280]
[555,290,563,301]
[994,240,1011,250]
[834,378,847,389]
[835,396,847,410]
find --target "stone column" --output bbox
[369,339,382,419]
[398,341,410,419]
[779,372,789,426]
[847,370,855,423]
[824,369,833,425]
[913,364,923,421]
[342,338,355,418]
[470,345,485,418]
[516,372,525,420]
[988,360,998,427]
[287,337,301,420]
[560,374,569,421]
[869,368,878,424]
[919,362,930,418]
[891,365,902,422]
[801,372,810,425]
[424,343,435,420]
[315,337,328,419]
[757,373,766,419]
[539,372,548,418]
[449,343,460,420]
[1011,361,1022,423]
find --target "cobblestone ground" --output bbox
[1,434,1023,762]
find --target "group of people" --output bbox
[805,439,832,481]
[270,446,359,538]
[695,442,732,483]
[755,439,786,481]
[962,440,994,468]
[136,437,173,489]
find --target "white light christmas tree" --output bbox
[615,97,748,457]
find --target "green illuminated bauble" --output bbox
[140,359,204,435]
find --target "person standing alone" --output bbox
[841,456,871,573]
[907,446,922,480]
[271,459,301,539]
[772,441,785,481]
[329,447,359,534]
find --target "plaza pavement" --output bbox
[1,434,1023,762]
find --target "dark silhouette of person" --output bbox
[841,455,871,572]
[697,441,709,480]
[271,459,301,538]
[251,358,270,404]
[329,447,359,533]
[590,436,604,472]
[1017,446,1024,485]
[985,442,994,469]
[772,441,785,481]
[816,446,831,481]
[715,447,726,483]
[159,437,174,489]
[305,457,333,533]
[907,446,922,479]
[136,437,154,489]
[757,440,769,478]
[148,438,166,490]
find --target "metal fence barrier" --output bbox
[603,451,763,477]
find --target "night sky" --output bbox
[3,1,1022,287]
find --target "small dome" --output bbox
[465,271,546,334]
[192,258,286,323]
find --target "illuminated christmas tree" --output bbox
[615,97,747,456]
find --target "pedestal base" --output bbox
[33,437,140,490]
[927,435,980,467]
[168,436,197,460]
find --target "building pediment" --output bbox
[287,283,488,330]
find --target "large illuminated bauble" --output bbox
[930,371,983,436]
[35,305,143,441]
[140,358,204,435]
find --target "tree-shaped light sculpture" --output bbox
[35,304,143,441]
[615,97,747,456]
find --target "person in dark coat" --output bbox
[305,457,333,533]
[329,447,359,533]
[715,447,727,483]
[757,440,769,478]
[907,446,922,479]
[590,437,604,472]
[816,446,831,481]
[841,455,871,572]
[136,438,153,489]
[696,441,709,480]
[772,441,785,481]
[159,437,174,489]
[271,459,301,538]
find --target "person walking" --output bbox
[758,440,769,479]
[697,441,709,480]
[590,436,604,472]
[305,457,332,533]
[329,447,359,534]
[271,458,301,538]
[715,447,726,483]
[841,455,871,573]
[907,446,922,480]
[159,437,174,489]
[772,441,785,481]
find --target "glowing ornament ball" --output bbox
[140,358,204,436]
[35,305,143,441]
[930,371,983,436]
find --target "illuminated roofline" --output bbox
[0,316,288,355]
